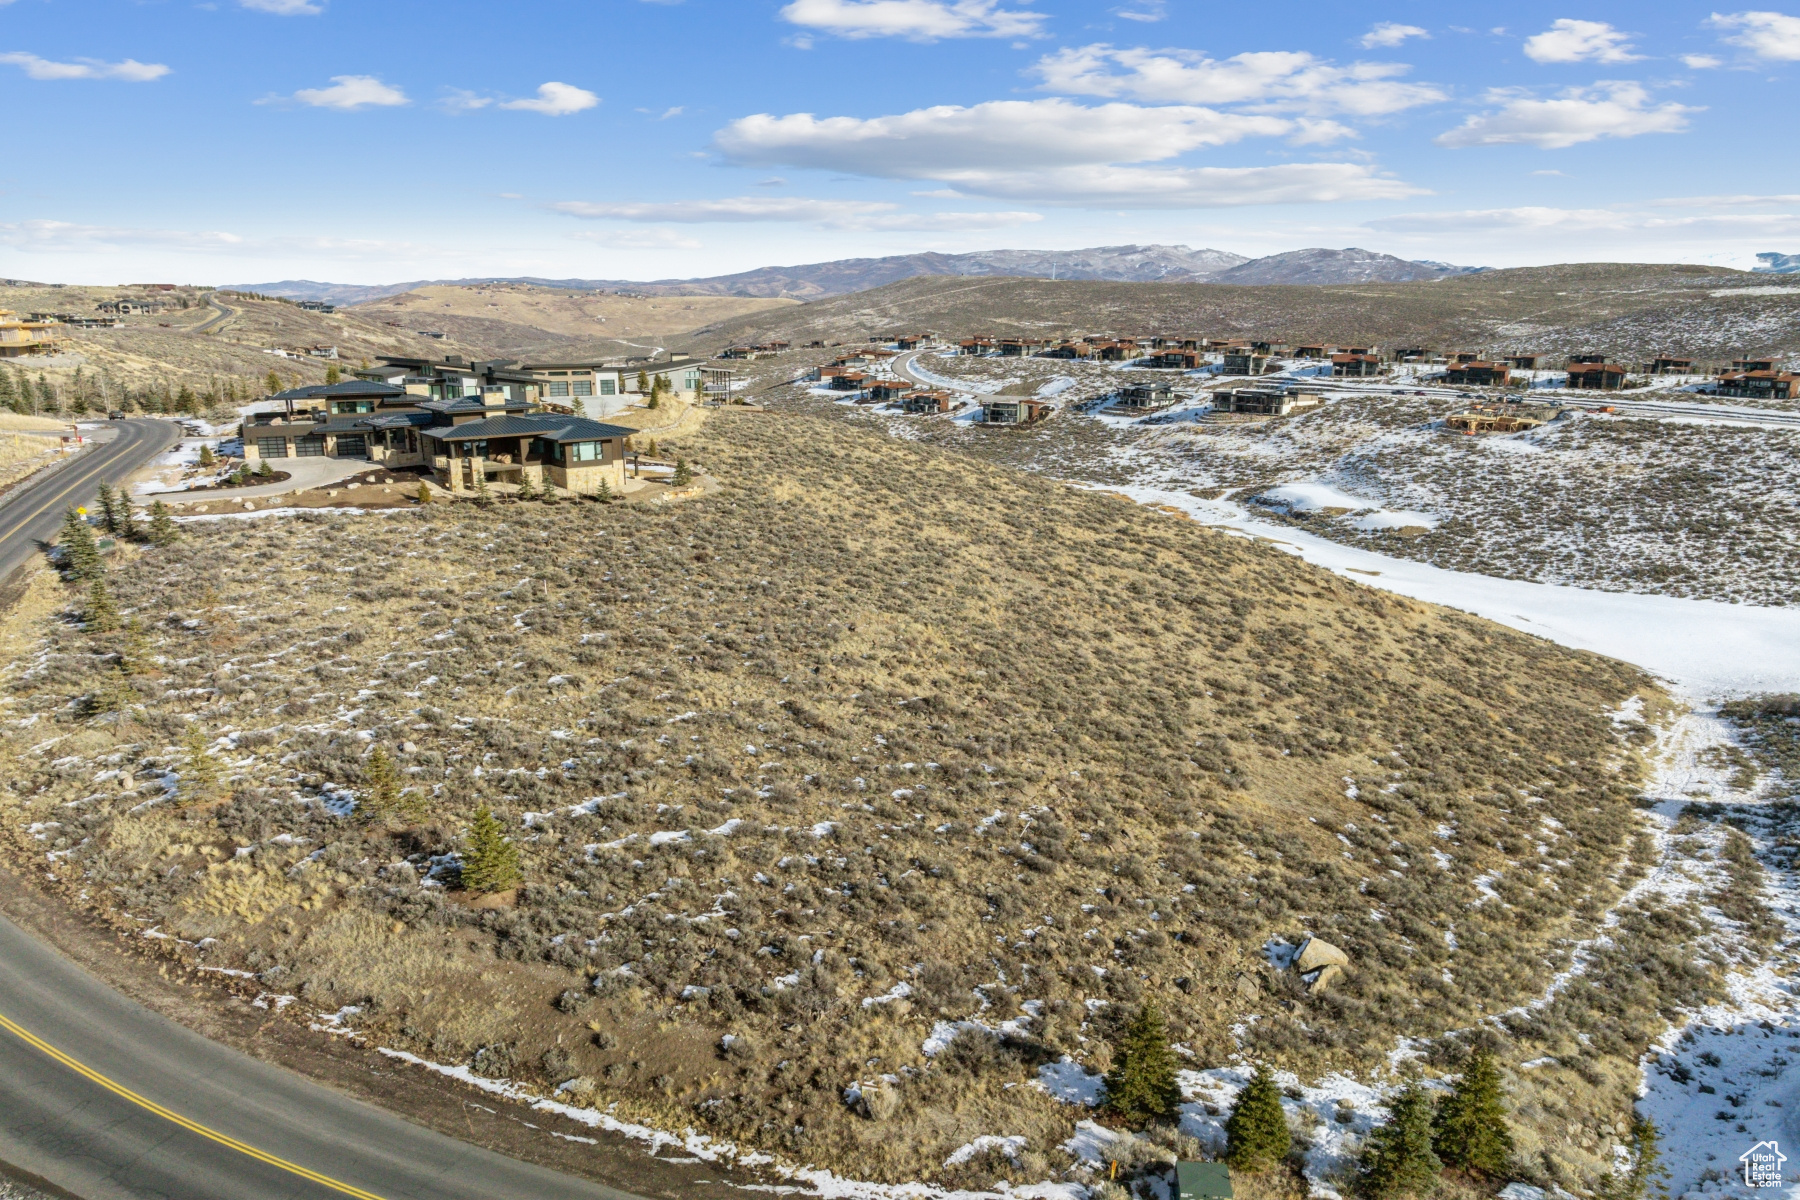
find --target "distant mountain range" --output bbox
[228,244,1484,305]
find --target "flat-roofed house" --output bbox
[1222,349,1270,375]
[959,337,995,355]
[1445,361,1511,387]
[1509,355,1539,370]
[981,397,1051,424]
[1213,388,1324,416]
[0,310,63,358]
[1116,382,1175,411]
[1143,350,1201,369]
[1039,341,1093,359]
[867,381,914,403]
[1648,356,1694,374]
[900,390,955,414]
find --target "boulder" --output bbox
[1295,936,1349,974]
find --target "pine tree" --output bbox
[119,618,152,675]
[647,438,659,458]
[1358,1084,1443,1200]
[593,477,612,503]
[474,470,493,506]
[325,364,341,385]
[95,483,120,534]
[636,369,650,396]
[672,457,692,486]
[1597,1118,1667,1200]
[0,366,14,412]
[120,500,145,544]
[515,471,537,501]
[1226,1064,1292,1170]
[266,370,281,397]
[461,806,522,893]
[359,746,422,824]
[176,384,197,414]
[1433,1048,1513,1176]
[415,480,432,505]
[198,443,216,468]
[90,666,140,721]
[181,722,221,804]
[148,501,179,546]
[37,375,57,414]
[1101,1004,1181,1127]
[59,509,103,581]
[86,579,119,632]
[256,458,274,477]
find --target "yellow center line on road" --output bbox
[2,426,165,543]
[0,1009,392,1200]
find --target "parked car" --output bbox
[107,410,124,420]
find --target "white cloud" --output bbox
[439,89,492,113]
[499,82,599,116]
[1030,44,1446,116]
[551,195,1043,231]
[1709,10,1800,59]
[288,75,409,110]
[1682,53,1725,67]
[1522,19,1640,64]
[778,0,1046,41]
[0,219,244,250]
[1363,202,1800,240]
[239,0,323,14]
[1360,23,1428,48]
[1114,1,1166,21]
[570,228,704,250]
[713,97,1420,207]
[718,98,1290,177]
[1435,82,1696,149]
[0,52,169,82]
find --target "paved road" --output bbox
[188,299,236,336]
[0,419,179,581]
[0,914,649,1200]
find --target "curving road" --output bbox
[0,419,180,582]
[188,298,236,336]
[0,916,646,1200]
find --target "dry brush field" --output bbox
[0,409,1754,1192]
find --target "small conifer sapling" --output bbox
[1226,1064,1292,1170]
[461,806,522,894]
[1358,1084,1443,1199]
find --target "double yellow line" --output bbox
[0,1009,389,1200]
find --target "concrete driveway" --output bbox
[153,456,374,505]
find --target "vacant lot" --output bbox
[3,408,1706,1191]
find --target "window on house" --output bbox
[548,381,570,397]
[570,440,603,463]
[572,381,593,396]
[256,437,289,459]
[599,380,616,395]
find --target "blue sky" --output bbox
[3,0,1798,284]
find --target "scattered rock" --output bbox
[1306,963,1345,993]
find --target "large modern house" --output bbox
[240,377,635,495]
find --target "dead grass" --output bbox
[0,409,1666,1189]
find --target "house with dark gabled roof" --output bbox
[418,414,634,495]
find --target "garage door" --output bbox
[334,435,367,458]
[256,437,289,459]
[294,435,326,457]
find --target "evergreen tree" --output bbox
[181,722,221,804]
[461,806,522,893]
[256,458,274,477]
[325,364,341,385]
[90,666,140,721]
[86,579,119,632]
[515,470,537,501]
[359,746,422,824]
[59,509,103,581]
[672,457,692,486]
[1433,1048,1513,1176]
[37,375,57,414]
[1226,1064,1292,1170]
[1598,1118,1667,1200]
[474,470,493,505]
[120,500,145,543]
[198,443,217,468]
[94,483,120,534]
[636,369,650,396]
[594,477,612,503]
[176,384,197,414]
[148,501,179,547]
[119,618,152,675]
[648,438,659,458]
[415,480,432,505]
[265,370,281,397]
[0,366,15,412]
[1103,1004,1182,1126]
[1358,1084,1443,1200]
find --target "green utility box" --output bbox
[1175,1161,1234,1200]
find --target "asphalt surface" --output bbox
[0,420,179,581]
[0,917,652,1200]
[188,300,236,335]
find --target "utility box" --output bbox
[1175,1162,1233,1200]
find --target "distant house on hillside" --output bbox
[1331,353,1382,377]
[1717,369,1799,400]
[1143,350,1201,369]
[1445,361,1511,387]
[981,397,1051,425]
[1116,382,1176,411]
[1565,361,1627,390]
[866,381,914,403]
[901,390,955,414]
[1221,349,1270,375]
[1213,388,1323,417]
[1508,355,1538,370]
[1646,356,1693,374]
[298,300,337,314]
